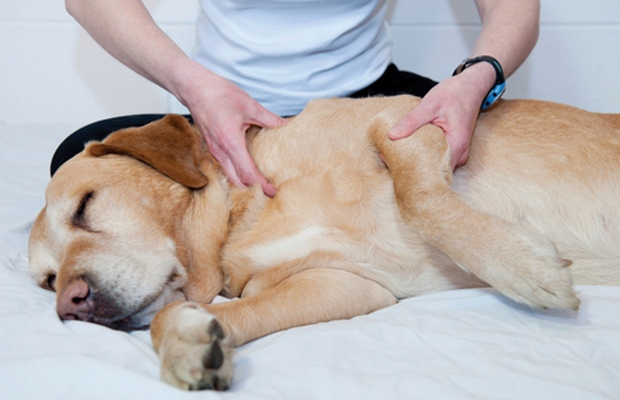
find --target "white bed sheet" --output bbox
[1,123,619,400]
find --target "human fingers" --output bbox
[186,73,283,196]
[388,105,465,169]
[228,105,287,196]
[250,106,288,130]
[204,124,276,197]
[203,136,244,187]
[231,105,283,196]
[387,103,436,141]
[445,129,471,170]
[228,145,277,197]
[191,109,277,197]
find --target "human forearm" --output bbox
[65,0,202,101]
[67,0,286,195]
[473,0,540,77]
[452,0,541,108]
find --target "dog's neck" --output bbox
[182,126,272,301]
[217,183,271,298]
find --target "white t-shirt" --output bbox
[194,0,392,116]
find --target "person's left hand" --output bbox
[387,67,492,170]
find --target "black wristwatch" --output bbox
[453,55,506,111]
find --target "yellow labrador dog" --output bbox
[29,95,620,390]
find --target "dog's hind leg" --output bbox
[367,103,579,310]
[151,267,396,390]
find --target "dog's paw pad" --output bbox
[159,303,233,391]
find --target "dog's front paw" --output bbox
[483,228,580,310]
[158,302,233,391]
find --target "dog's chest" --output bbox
[219,171,439,298]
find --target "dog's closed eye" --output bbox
[45,274,56,292]
[72,191,95,230]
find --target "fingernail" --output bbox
[388,126,404,140]
[263,183,277,198]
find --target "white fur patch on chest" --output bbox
[247,225,339,269]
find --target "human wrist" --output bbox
[453,56,506,110]
[166,58,213,110]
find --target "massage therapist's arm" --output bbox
[389,0,540,170]
[66,0,285,197]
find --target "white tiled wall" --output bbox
[1,0,619,126]
[389,0,620,114]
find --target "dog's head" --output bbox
[28,115,229,331]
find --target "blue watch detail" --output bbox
[453,55,506,111]
[482,81,506,110]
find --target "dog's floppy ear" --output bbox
[86,115,209,189]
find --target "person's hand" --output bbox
[180,69,287,197]
[387,64,495,170]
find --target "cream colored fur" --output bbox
[28,96,620,390]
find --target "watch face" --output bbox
[482,82,506,110]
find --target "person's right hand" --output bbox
[178,67,288,198]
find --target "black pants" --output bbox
[50,64,437,176]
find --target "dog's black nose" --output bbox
[57,277,93,321]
